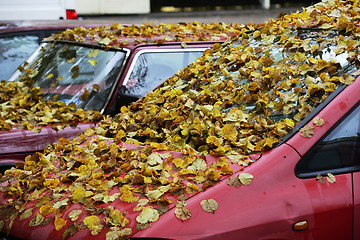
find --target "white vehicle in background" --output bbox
[75,0,150,15]
[0,0,78,20]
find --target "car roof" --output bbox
[47,22,250,49]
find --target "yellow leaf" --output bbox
[84,128,96,137]
[222,124,238,142]
[312,117,324,126]
[88,49,100,58]
[88,59,97,66]
[83,215,103,235]
[54,216,67,231]
[238,172,253,185]
[136,207,159,224]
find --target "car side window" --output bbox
[123,50,204,97]
[295,102,360,178]
[0,35,38,80]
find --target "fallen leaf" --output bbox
[238,172,253,185]
[326,173,336,183]
[300,125,315,138]
[200,199,218,213]
[136,207,159,224]
[174,207,191,221]
[312,117,324,126]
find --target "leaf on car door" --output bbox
[326,173,336,183]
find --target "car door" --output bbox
[293,100,360,239]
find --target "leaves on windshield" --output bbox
[0,0,359,238]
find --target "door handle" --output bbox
[293,220,309,231]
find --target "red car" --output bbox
[0,22,240,172]
[0,1,359,240]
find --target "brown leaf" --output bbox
[312,117,324,126]
[226,175,242,187]
[174,207,191,221]
[300,125,315,138]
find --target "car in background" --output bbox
[0,22,242,171]
[0,0,359,239]
[0,20,114,80]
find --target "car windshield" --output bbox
[211,28,357,123]
[8,42,126,112]
[113,27,359,156]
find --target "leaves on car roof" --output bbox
[48,22,250,47]
[0,0,359,238]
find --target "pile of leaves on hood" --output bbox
[0,0,359,239]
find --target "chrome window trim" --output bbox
[122,47,208,86]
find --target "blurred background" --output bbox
[0,0,321,24]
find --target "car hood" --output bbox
[0,123,95,156]
[0,141,259,240]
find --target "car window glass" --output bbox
[124,50,203,97]
[0,35,38,80]
[8,43,126,112]
[295,103,360,177]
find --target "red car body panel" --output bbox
[0,122,95,159]
[353,172,360,240]
[133,144,353,239]
[0,80,358,240]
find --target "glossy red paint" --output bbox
[0,123,95,170]
[353,172,360,239]
[133,144,353,239]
